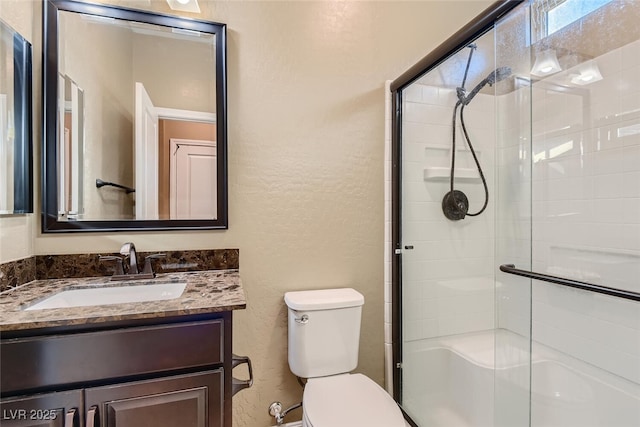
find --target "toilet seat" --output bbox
[302,373,405,427]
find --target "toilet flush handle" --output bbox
[294,314,309,324]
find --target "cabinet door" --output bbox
[84,370,223,427]
[1,390,82,427]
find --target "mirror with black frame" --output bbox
[42,0,227,232]
[0,18,33,215]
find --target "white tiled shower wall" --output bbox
[499,38,640,384]
[384,78,497,369]
[399,83,496,342]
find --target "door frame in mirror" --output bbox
[42,0,227,232]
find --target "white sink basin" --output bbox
[24,282,187,311]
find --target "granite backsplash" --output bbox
[0,249,239,292]
[0,257,36,292]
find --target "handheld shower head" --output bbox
[447,57,509,221]
[486,66,512,85]
[461,66,512,105]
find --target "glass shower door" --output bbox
[398,26,501,427]
[395,1,640,426]
[523,1,640,425]
[493,3,533,426]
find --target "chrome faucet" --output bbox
[120,242,140,275]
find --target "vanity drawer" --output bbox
[1,319,223,394]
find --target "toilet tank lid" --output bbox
[284,288,364,311]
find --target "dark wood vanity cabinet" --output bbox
[1,371,222,427]
[84,370,223,427]
[1,313,237,427]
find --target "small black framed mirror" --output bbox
[0,18,33,215]
[42,0,227,232]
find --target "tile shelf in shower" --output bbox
[424,167,480,181]
[423,144,482,181]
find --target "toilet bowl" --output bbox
[284,288,405,427]
[302,374,405,427]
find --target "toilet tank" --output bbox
[284,288,364,378]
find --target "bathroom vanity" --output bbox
[0,270,247,427]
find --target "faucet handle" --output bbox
[119,242,135,256]
[142,253,166,275]
[98,255,125,276]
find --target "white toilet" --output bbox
[284,288,406,427]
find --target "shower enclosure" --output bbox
[389,1,640,426]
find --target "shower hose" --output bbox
[448,45,490,218]
[449,101,489,217]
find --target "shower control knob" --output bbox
[442,190,469,221]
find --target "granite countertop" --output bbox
[0,270,245,332]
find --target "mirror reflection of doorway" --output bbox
[60,74,84,219]
[158,120,216,219]
[169,139,216,219]
[135,82,217,220]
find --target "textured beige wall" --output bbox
[133,33,216,112]
[0,0,35,263]
[29,1,494,425]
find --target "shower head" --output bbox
[487,66,512,85]
[460,66,512,105]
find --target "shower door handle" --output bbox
[395,245,414,255]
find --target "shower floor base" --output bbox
[402,329,521,427]
[404,395,474,427]
[400,329,640,427]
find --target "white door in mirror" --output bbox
[135,82,160,220]
[170,139,217,219]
